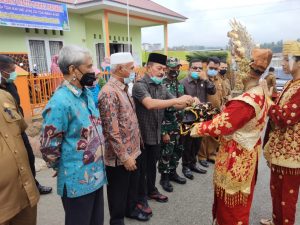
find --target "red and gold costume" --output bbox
[191,48,273,225]
[264,41,300,225]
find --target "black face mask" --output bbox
[219,69,227,76]
[77,69,96,87]
[169,70,179,78]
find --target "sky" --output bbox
[141,0,300,47]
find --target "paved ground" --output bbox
[36,158,300,225]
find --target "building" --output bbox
[0,0,187,73]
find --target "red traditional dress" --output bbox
[191,86,270,225]
[264,79,300,225]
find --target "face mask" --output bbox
[219,69,227,76]
[207,69,218,77]
[151,76,163,85]
[191,72,199,80]
[77,69,96,87]
[168,70,179,78]
[7,71,18,83]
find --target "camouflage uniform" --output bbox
[158,77,184,174]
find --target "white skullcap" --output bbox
[110,52,134,65]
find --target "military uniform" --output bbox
[198,75,224,163]
[158,77,184,175]
[220,75,232,104]
[0,90,39,225]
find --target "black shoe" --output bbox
[160,174,173,192]
[182,166,194,180]
[199,160,209,168]
[37,184,52,195]
[190,164,207,174]
[126,207,150,221]
[148,188,168,203]
[170,171,187,184]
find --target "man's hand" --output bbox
[193,97,201,105]
[123,156,137,171]
[199,71,208,80]
[177,95,194,106]
[260,79,273,98]
[162,134,170,144]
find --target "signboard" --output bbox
[0,0,69,30]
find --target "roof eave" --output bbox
[64,0,187,24]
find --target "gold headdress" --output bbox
[228,19,255,92]
[283,41,300,56]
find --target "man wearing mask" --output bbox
[0,81,40,225]
[219,60,232,104]
[261,41,300,225]
[132,53,194,219]
[180,59,216,179]
[158,57,187,193]
[198,57,223,168]
[40,45,107,225]
[99,52,148,223]
[0,55,52,195]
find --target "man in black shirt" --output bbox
[0,55,52,195]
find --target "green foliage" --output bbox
[178,70,188,80]
[186,51,229,63]
[142,50,189,63]
[260,40,283,53]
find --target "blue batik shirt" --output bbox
[40,80,107,198]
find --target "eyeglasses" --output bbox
[191,66,203,70]
[208,67,218,70]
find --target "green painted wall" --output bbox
[85,18,142,66]
[0,13,86,53]
[0,12,142,67]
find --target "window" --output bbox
[28,39,63,73]
[49,41,63,59]
[29,40,48,73]
[95,43,105,68]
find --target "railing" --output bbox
[27,68,147,118]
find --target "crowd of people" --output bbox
[0,40,299,225]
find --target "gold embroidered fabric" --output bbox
[264,80,300,169]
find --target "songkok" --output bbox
[249,48,273,74]
[283,41,300,56]
[147,53,167,66]
[110,52,134,65]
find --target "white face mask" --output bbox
[288,54,295,72]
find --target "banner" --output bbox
[0,0,69,30]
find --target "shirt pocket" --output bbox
[1,103,22,123]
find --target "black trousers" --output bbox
[61,187,104,225]
[106,157,140,225]
[181,135,202,167]
[138,144,161,201]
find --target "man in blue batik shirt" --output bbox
[40,45,107,225]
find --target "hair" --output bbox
[189,59,202,67]
[207,57,220,65]
[0,55,14,71]
[58,45,91,75]
[220,59,227,64]
[269,67,275,72]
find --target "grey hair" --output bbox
[58,45,91,75]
